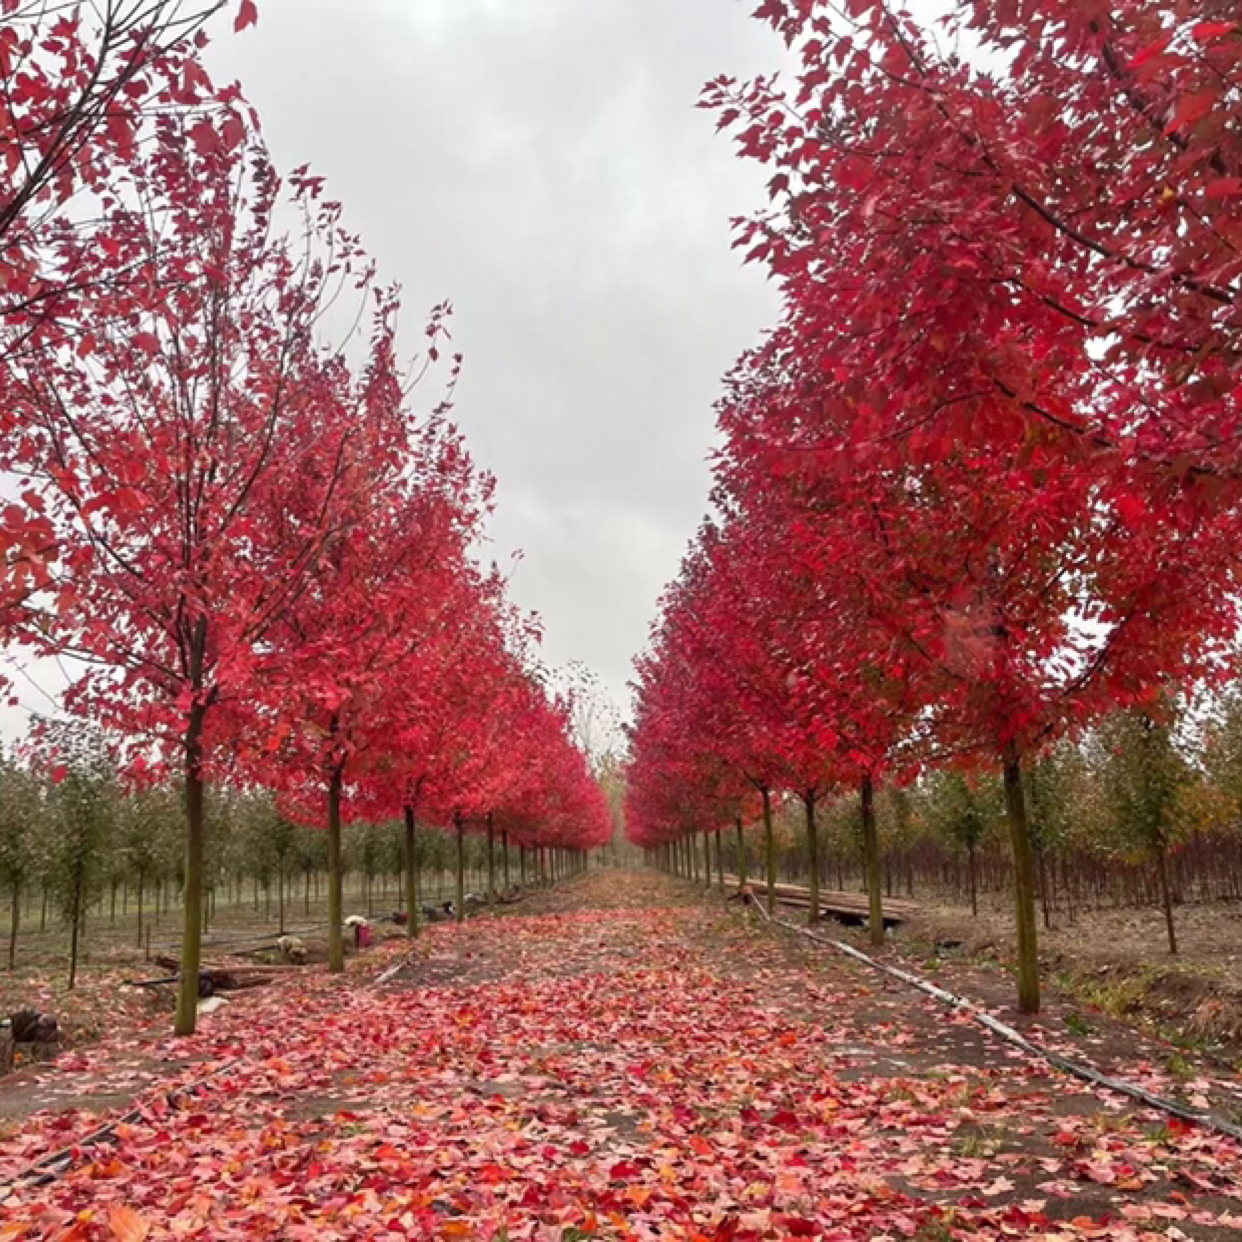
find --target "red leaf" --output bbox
[1192,21,1236,42]
[108,1207,151,1242]
[1128,33,1172,67]
[235,0,258,31]
[1166,90,1216,134]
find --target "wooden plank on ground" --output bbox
[719,875,919,923]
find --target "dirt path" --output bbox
[2,870,1240,1239]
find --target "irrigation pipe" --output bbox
[1,924,417,1194]
[744,893,1242,1145]
[0,1057,243,1194]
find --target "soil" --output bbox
[889,895,1242,1072]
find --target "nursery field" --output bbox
[2,869,1241,1240]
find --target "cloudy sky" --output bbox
[0,0,783,742]
[205,0,783,721]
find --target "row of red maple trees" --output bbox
[0,1,610,1034]
[627,0,1242,1012]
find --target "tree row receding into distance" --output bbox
[627,0,1242,1012]
[0,1,610,1035]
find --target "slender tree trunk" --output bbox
[455,814,466,923]
[1157,841,1178,956]
[404,805,420,939]
[8,877,19,971]
[68,866,83,991]
[1037,841,1052,931]
[715,828,724,892]
[520,843,527,888]
[109,879,117,927]
[762,786,776,915]
[175,701,208,1036]
[278,870,286,935]
[805,789,820,926]
[702,829,711,887]
[327,764,345,974]
[503,829,511,893]
[1003,744,1041,1014]
[968,842,979,918]
[304,870,311,916]
[487,815,496,906]
[735,818,746,888]
[860,773,884,947]
[136,873,145,949]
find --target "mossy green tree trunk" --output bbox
[455,814,466,923]
[860,773,884,947]
[1003,745,1040,1013]
[761,786,776,915]
[326,765,344,973]
[404,804,420,939]
[7,878,18,971]
[486,814,496,906]
[804,789,820,925]
[175,700,207,1035]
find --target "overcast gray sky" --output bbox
[208,0,782,715]
[1,0,781,740]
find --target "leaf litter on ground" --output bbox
[1,871,1240,1239]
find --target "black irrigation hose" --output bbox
[0,1058,243,1194]
[4,910,462,1193]
[744,894,1242,1145]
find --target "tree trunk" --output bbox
[860,773,884,947]
[503,829,511,892]
[735,818,746,888]
[455,814,466,923]
[1037,841,1052,931]
[715,828,724,892]
[1157,841,1178,956]
[805,789,820,926]
[404,804,420,939]
[968,842,979,918]
[520,844,527,888]
[327,764,345,973]
[278,870,286,934]
[1003,744,1041,1014]
[487,814,496,906]
[68,866,83,991]
[8,877,19,971]
[174,702,207,1036]
[762,786,776,915]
